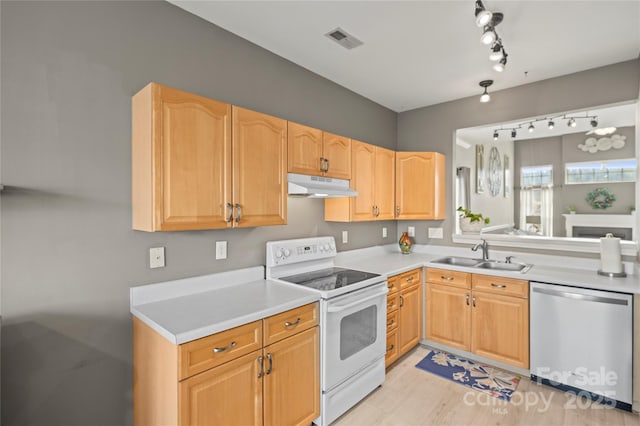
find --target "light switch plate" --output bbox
[149,247,165,268]
[382,227,388,238]
[342,230,348,244]
[408,226,415,237]
[428,227,444,239]
[215,241,227,260]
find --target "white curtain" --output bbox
[540,186,553,237]
[519,186,553,236]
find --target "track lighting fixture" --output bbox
[475,0,493,27]
[491,113,600,140]
[479,80,493,103]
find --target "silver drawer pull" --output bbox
[406,276,414,282]
[441,276,454,281]
[491,283,507,288]
[284,317,301,328]
[387,319,395,326]
[386,344,395,352]
[213,341,237,353]
[387,302,395,308]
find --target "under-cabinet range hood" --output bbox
[287,173,357,198]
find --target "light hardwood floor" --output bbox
[334,346,639,426]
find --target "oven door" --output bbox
[322,281,388,391]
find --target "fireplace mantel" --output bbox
[562,212,636,240]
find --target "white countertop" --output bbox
[335,245,640,294]
[130,267,320,344]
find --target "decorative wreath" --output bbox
[586,187,616,209]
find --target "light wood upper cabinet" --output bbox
[324,140,395,222]
[232,107,287,228]
[395,152,445,220]
[287,123,351,179]
[132,83,287,231]
[322,132,351,179]
[132,83,232,231]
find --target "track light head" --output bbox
[511,129,517,138]
[493,55,507,72]
[479,80,493,103]
[548,120,555,130]
[568,118,577,128]
[489,43,503,61]
[475,5,493,27]
[528,123,534,133]
[493,130,499,140]
[590,118,598,128]
[480,27,496,45]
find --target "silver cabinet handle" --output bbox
[386,344,395,353]
[213,341,237,353]
[258,355,264,378]
[395,206,400,216]
[319,157,326,172]
[491,283,507,288]
[406,276,414,282]
[441,276,454,281]
[234,203,242,223]
[466,294,470,305]
[284,317,301,328]
[325,158,330,172]
[387,319,395,327]
[387,301,395,309]
[399,294,404,308]
[532,286,629,306]
[472,296,476,307]
[266,353,273,375]
[226,202,233,222]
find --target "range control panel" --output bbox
[266,237,337,267]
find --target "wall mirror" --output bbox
[453,101,638,256]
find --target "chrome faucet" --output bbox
[471,239,490,261]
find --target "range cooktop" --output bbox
[280,267,380,291]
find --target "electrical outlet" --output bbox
[428,227,444,239]
[408,226,415,237]
[149,247,165,268]
[382,227,388,238]
[215,241,227,260]
[342,230,348,244]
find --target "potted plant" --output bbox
[567,205,576,214]
[457,207,490,233]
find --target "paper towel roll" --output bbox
[600,233,623,274]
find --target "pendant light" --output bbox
[479,80,493,103]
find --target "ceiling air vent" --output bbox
[324,27,363,50]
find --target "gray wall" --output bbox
[0,2,397,425]
[397,58,640,246]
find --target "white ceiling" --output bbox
[169,1,640,112]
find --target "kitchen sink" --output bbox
[431,256,532,273]
[474,261,531,272]
[431,256,483,267]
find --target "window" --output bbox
[565,158,636,184]
[520,165,553,236]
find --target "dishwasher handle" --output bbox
[532,286,629,306]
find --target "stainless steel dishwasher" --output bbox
[530,282,633,410]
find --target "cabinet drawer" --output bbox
[179,320,262,380]
[398,269,421,290]
[472,275,529,299]
[386,310,399,332]
[426,268,471,289]
[264,303,319,346]
[387,276,400,295]
[387,291,400,312]
[385,329,399,367]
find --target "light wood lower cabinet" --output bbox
[386,268,422,367]
[134,302,319,426]
[425,268,529,369]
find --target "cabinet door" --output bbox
[232,107,287,227]
[263,327,320,426]
[179,350,263,426]
[374,147,396,220]
[395,152,445,220]
[471,291,529,369]
[288,122,323,176]
[350,140,376,221]
[398,283,422,356]
[425,283,471,351]
[132,83,232,231]
[323,132,351,179]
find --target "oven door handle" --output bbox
[327,287,388,313]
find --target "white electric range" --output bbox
[266,236,388,426]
